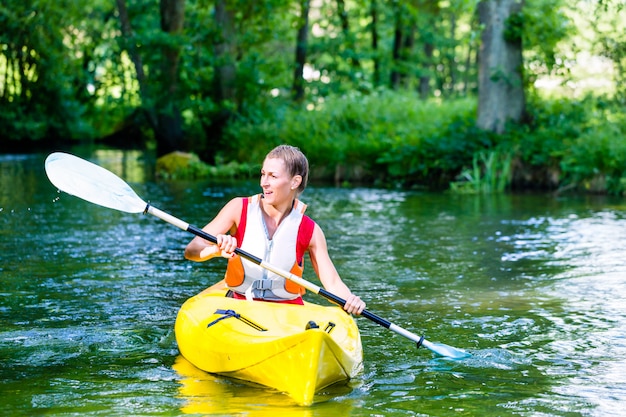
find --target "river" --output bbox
[1,150,626,416]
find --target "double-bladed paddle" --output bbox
[44,152,470,359]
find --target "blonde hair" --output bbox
[265,145,309,194]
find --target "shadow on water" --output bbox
[2,151,626,416]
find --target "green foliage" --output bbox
[0,109,48,143]
[283,91,406,174]
[223,90,626,195]
[0,0,122,146]
[375,97,493,187]
[559,106,626,194]
[500,94,626,194]
[155,151,255,180]
[223,90,489,187]
[592,0,626,101]
[522,0,572,80]
[504,11,524,44]
[450,149,514,194]
[0,0,624,197]
[516,95,588,168]
[155,151,202,179]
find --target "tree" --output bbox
[0,0,105,148]
[115,0,156,134]
[390,2,415,89]
[416,0,439,98]
[336,0,361,69]
[293,0,310,102]
[157,0,186,155]
[477,0,525,133]
[370,0,381,86]
[115,0,186,156]
[199,0,238,163]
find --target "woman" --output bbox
[184,145,366,315]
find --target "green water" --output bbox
[2,151,626,416]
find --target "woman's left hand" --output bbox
[343,294,366,315]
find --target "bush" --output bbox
[218,91,626,194]
[155,151,255,180]
[560,112,626,194]
[511,95,626,194]
[224,90,483,187]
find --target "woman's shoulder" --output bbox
[218,197,246,218]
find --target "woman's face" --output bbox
[260,157,299,205]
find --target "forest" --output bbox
[1,0,625,193]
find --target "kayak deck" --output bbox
[174,288,363,405]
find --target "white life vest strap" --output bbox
[244,279,289,301]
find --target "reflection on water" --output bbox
[2,151,626,416]
[91,149,153,184]
[174,356,356,416]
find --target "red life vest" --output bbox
[224,195,315,301]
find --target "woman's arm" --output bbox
[308,224,366,315]
[184,197,242,261]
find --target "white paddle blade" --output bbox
[422,341,471,359]
[45,152,147,214]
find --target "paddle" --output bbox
[44,152,470,359]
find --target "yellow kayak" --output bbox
[174,288,363,406]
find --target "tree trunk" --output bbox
[213,0,237,104]
[115,0,158,130]
[116,0,186,155]
[391,3,416,90]
[157,0,185,156]
[463,41,473,96]
[202,0,238,163]
[448,15,457,95]
[370,0,380,86]
[293,0,310,102]
[477,0,525,133]
[418,43,433,98]
[402,25,416,89]
[336,0,360,68]
[418,0,440,98]
[390,9,403,89]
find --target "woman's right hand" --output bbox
[214,234,238,258]
[196,234,237,260]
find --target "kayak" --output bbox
[174,287,363,406]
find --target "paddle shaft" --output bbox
[145,204,427,348]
